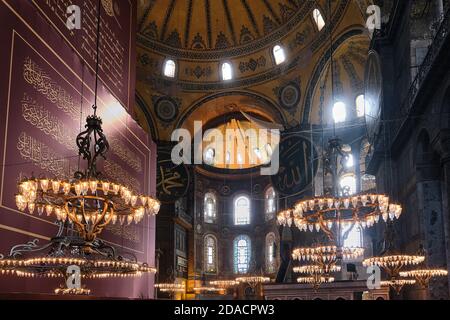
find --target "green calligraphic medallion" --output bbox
[156,148,190,203]
[271,133,318,197]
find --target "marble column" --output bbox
[433,130,450,298]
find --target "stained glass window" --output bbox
[234,196,250,225]
[204,235,217,273]
[234,235,251,274]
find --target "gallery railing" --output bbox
[391,8,450,144]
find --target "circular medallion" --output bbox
[279,83,301,109]
[271,133,318,197]
[220,185,231,196]
[154,97,179,123]
[156,149,190,203]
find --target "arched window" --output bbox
[221,62,233,81]
[273,45,286,65]
[333,101,347,123]
[265,233,277,273]
[234,235,251,274]
[265,187,276,221]
[340,174,356,195]
[342,224,363,249]
[204,235,217,273]
[204,147,215,165]
[204,192,217,223]
[346,154,354,168]
[234,196,250,225]
[356,94,365,117]
[312,8,326,31]
[163,59,176,78]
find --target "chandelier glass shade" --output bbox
[193,287,225,293]
[235,276,271,288]
[399,269,448,288]
[292,245,364,266]
[362,255,425,277]
[381,279,416,295]
[155,283,186,293]
[15,176,160,243]
[209,280,238,288]
[297,275,335,285]
[293,264,341,274]
[278,194,402,240]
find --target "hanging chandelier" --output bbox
[380,279,416,295]
[292,245,364,271]
[399,269,448,288]
[0,0,159,292]
[278,193,402,240]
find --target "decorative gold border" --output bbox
[1,0,149,152]
[0,223,50,241]
[29,0,134,113]
[0,29,147,254]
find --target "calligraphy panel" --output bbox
[271,133,319,197]
[0,1,155,298]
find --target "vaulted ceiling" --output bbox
[135,0,372,141]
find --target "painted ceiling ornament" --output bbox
[152,95,180,124]
[274,78,302,116]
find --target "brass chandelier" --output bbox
[0,0,159,293]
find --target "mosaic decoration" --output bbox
[274,79,302,113]
[239,56,266,73]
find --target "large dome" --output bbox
[138,0,323,56]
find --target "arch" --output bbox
[176,91,287,132]
[234,235,251,274]
[204,192,217,223]
[204,234,218,273]
[135,92,159,141]
[303,28,366,124]
[265,232,278,273]
[234,195,251,225]
[415,129,441,181]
